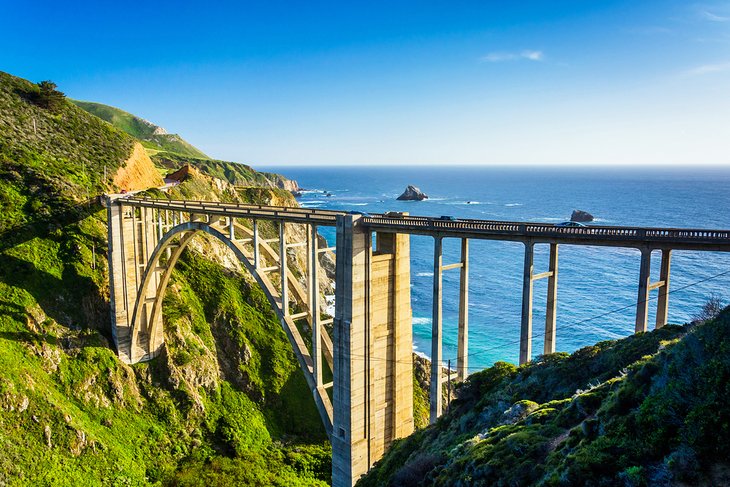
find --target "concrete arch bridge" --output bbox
[105,196,730,486]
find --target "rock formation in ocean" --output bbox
[397,185,428,201]
[571,209,594,222]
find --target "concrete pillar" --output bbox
[655,249,672,329]
[108,201,132,363]
[430,236,443,423]
[229,216,235,241]
[253,220,260,269]
[544,243,559,355]
[635,248,652,333]
[332,216,413,487]
[457,238,469,381]
[520,241,534,365]
[280,221,288,316]
[310,224,323,387]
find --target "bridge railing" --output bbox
[120,196,730,244]
[361,215,730,244]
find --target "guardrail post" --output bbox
[655,249,672,328]
[457,238,469,381]
[520,240,534,365]
[544,243,559,355]
[430,236,443,423]
[635,248,652,333]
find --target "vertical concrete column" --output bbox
[332,218,413,487]
[655,249,672,329]
[253,220,260,269]
[107,200,132,364]
[520,240,534,365]
[280,221,289,316]
[457,238,469,381]
[332,214,369,487]
[430,236,443,423]
[635,247,652,333]
[229,216,235,241]
[157,209,163,241]
[544,243,559,355]
[310,224,323,387]
[388,231,413,442]
[143,207,163,358]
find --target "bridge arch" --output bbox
[128,220,278,363]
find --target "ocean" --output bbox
[260,165,730,370]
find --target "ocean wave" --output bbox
[505,203,523,207]
[412,317,431,325]
[349,203,369,206]
[416,272,434,277]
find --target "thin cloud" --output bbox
[480,50,544,63]
[701,10,730,22]
[684,61,730,76]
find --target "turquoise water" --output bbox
[262,165,730,370]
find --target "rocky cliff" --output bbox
[0,70,330,485]
[359,314,730,486]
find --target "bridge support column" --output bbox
[430,236,443,423]
[108,201,133,363]
[280,222,289,316]
[520,240,534,365]
[655,249,672,329]
[544,243,559,355]
[457,238,469,381]
[635,248,652,333]
[253,220,260,269]
[332,216,413,487]
[310,224,323,387]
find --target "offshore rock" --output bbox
[571,209,594,222]
[397,185,428,201]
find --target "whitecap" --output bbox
[505,203,523,207]
[412,317,432,325]
[416,272,434,277]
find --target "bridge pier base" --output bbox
[520,241,535,364]
[520,241,559,364]
[636,248,672,332]
[332,215,414,487]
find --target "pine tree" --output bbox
[35,80,66,112]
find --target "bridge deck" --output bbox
[123,197,730,251]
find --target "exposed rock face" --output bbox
[397,185,428,201]
[571,209,594,222]
[166,164,194,182]
[112,142,164,192]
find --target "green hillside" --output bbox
[72,100,300,191]
[72,100,210,160]
[0,71,328,485]
[358,315,730,486]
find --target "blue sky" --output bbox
[2,1,729,166]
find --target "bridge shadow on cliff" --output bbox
[0,197,102,252]
[0,251,109,331]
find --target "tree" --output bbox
[34,80,66,112]
[693,293,725,323]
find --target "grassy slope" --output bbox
[72,99,296,190]
[0,72,328,485]
[71,100,209,160]
[152,153,297,190]
[359,315,730,486]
